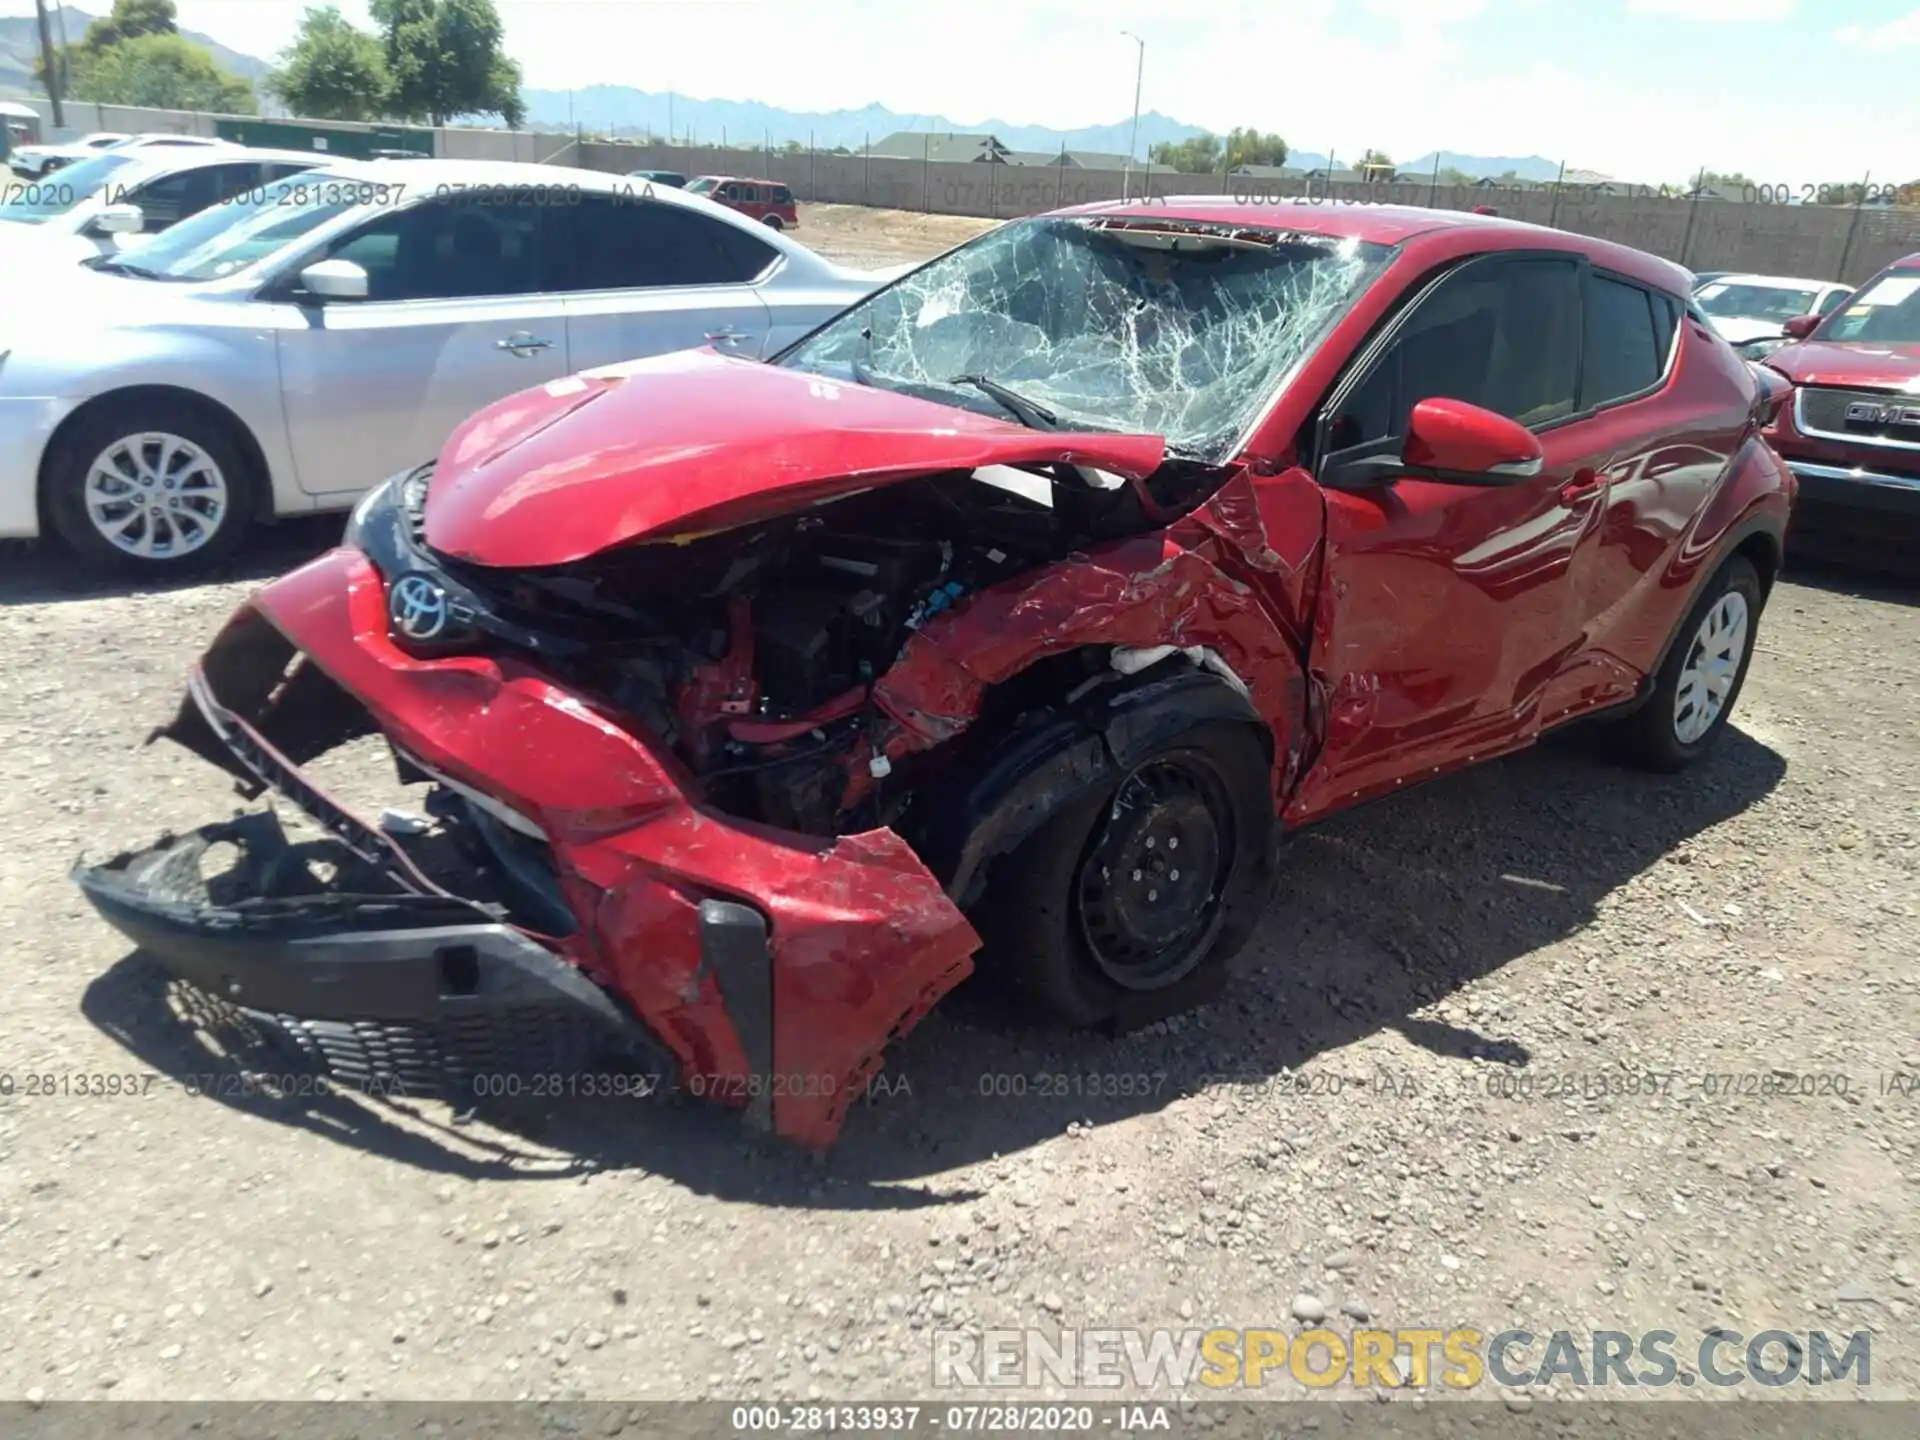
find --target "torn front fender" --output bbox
[137,547,980,1150]
[872,530,1311,797]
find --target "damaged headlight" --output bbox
[344,463,432,571]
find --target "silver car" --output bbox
[0,159,888,574]
[0,145,324,266]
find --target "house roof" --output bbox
[869,130,1015,163]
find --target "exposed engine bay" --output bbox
[365,454,1223,841]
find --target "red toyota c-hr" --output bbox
[79,200,1793,1149]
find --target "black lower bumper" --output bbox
[1785,459,1920,519]
[75,811,671,1100]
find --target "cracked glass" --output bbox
[777,216,1396,463]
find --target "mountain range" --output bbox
[1,10,1574,182]
[0,6,271,98]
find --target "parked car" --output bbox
[73,200,1793,1150]
[0,159,897,573]
[1693,272,1854,346]
[9,130,225,178]
[686,174,798,228]
[6,130,126,177]
[1689,270,1737,290]
[1755,251,1920,564]
[0,146,324,266]
[629,169,687,188]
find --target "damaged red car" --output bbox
[76,201,1794,1149]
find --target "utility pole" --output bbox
[1121,30,1144,201]
[35,0,65,129]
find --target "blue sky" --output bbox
[10,0,1919,184]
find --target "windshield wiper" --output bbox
[84,257,161,280]
[948,373,1058,430]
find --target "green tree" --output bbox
[37,0,178,88]
[1358,148,1392,168]
[1149,133,1223,173]
[70,31,257,113]
[371,0,524,127]
[1221,127,1287,169]
[266,6,391,121]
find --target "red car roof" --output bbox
[1048,198,1694,297]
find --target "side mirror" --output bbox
[298,258,370,300]
[1401,398,1545,482]
[1781,313,1821,341]
[90,202,144,235]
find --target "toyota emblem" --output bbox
[389,573,450,641]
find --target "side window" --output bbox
[322,199,546,301]
[1816,287,1850,316]
[551,195,777,291]
[260,161,317,183]
[1582,274,1663,409]
[127,166,222,230]
[1650,290,1678,368]
[1327,256,1582,453]
[772,185,793,205]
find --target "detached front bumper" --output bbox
[75,811,673,1099]
[77,544,980,1147]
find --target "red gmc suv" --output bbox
[1757,251,1920,566]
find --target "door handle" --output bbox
[1560,468,1604,503]
[705,326,754,345]
[497,332,554,357]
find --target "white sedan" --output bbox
[0,159,891,573]
[1693,273,1854,345]
[7,130,225,178]
[0,145,324,266]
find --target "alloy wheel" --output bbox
[83,432,230,561]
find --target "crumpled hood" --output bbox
[1762,339,1920,390]
[423,347,1168,568]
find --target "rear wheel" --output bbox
[1615,555,1763,771]
[971,720,1275,1027]
[761,214,785,230]
[44,399,257,576]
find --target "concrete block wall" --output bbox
[14,97,1919,280]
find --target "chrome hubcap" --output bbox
[84,432,228,560]
[1673,591,1749,744]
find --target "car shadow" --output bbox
[0,518,343,608]
[80,724,1787,1209]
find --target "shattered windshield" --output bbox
[776,216,1395,461]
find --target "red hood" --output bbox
[423,348,1168,568]
[1762,339,1920,390]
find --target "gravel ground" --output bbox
[0,205,1917,1411]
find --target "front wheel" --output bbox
[970,720,1276,1027]
[43,400,257,575]
[1615,554,1763,771]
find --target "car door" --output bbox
[273,195,569,500]
[1553,275,1746,702]
[549,192,775,370]
[1287,252,1614,821]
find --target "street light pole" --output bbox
[1121,30,1144,201]
[35,0,65,129]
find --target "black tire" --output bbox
[969,720,1275,1027]
[1615,554,1763,772]
[761,214,784,230]
[44,398,258,576]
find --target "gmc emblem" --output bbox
[1845,400,1920,427]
